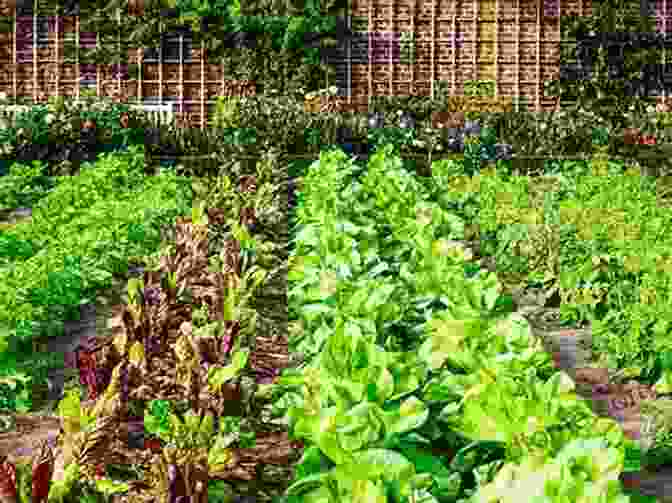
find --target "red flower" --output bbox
[639,135,657,145]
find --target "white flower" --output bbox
[45,113,55,124]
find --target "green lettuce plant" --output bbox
[0,160,57,210]
[471,438,629,502]
[285,145,649,503]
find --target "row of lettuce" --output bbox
[279,145,657,502]
[0,144,193,406]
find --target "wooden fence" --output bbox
[5,0,672,125]
[0,2,257,129]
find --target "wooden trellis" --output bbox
[347,0,594,114]
[4,0,672,121]
[0,0,256,129]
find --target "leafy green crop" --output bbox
[0,160,57,210]
[284,146,637,502]
[0,146,193,407]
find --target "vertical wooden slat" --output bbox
[494,0,498,97]
[536,0,541,112]
[473,0,477,82]
[138,48,142,105]
[557,0,561,111]
[117,8,121,100]
[368,2,372,100]
[389,0,393,95]
[75,16,79,100]
[179,33,184,116]
[159,34,163,106]
[96,29,100,97]
[515,0,520,112]
[201,40,205,129]
[55,14,59,100]
[663,0,667,107]
[347,12,352,103]
[451,14,456,95]
[33,6,37,102]
[431,0,435,98]
[12,15,16,102]
[409,1,414,96]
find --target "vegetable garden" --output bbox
[284,141,672,502]
[0,140,294,503]
[4,0,672,494]
[2,103,672,501]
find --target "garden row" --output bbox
[282,144,672,502]
[0,144,298,502]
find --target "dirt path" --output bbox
[0,413,61,463]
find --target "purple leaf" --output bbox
[221,334,233,355]
[143,286,161,305]
[544,0,560,16]
[448,31,465,50]
[369,32,401,63]
[80,32,97,48]
[593,383,609,395]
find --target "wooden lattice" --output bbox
[4,0,672,122]
[348,0,596,113]
[0,3,256,129]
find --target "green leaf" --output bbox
[48,462,81,503]
[655,370,672,394]
[386,396,429,435]
[449,440,506,474]
[94,478,130,496]
[285,472,332,498]
[208,349,249,392]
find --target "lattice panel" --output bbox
[0,5,256,129]
[349,0,595,113]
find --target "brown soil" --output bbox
[0,414,61,464]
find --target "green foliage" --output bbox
[0,160,57,209]
[464,80,496,97]
[0,104,51,145]
[211,96,242,129]
[0,371,32,413]
[0,145,192,357]
[284,147,637,502]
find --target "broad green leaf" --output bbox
[334,402,383,452]
[655,369,672,394]
[367,262,389,278]
[374,367,394,404]
[316,430,352,466]
[338,448,415,485]
[208,434,236,469]
[351,478,386,503]
[48,462,81,503]
[363,282,396,314]
[208,349,249,392]
[94,479,129,496]
[387,396,429,435]
[285,472,333,498]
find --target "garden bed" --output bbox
[285,145,672,502]
[0,146,297,503]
